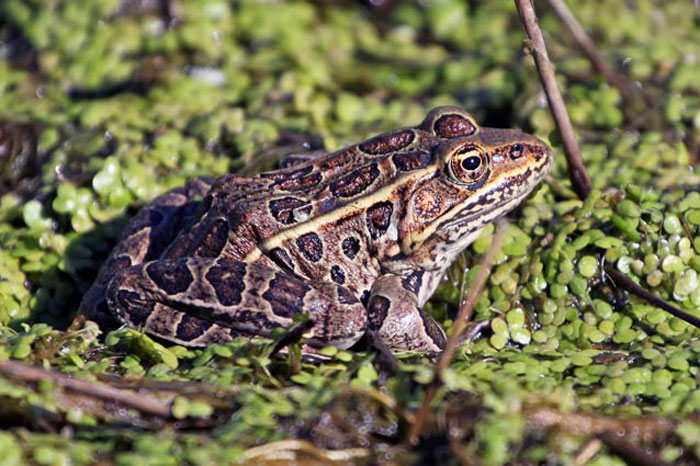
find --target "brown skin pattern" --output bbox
[80,107,553,352]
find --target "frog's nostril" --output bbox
[509,144,523,160]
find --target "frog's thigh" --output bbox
[367,274,446,352]
[78,177,213,326]
[106,258,367,348]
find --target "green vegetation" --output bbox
[1,0,699,464]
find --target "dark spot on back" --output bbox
[175,314,207,342]
[279,172,322,191]
[359,129,415,155]
[330,265,345,284]
[262,165,322,191]
[434,114,476,138]
[366,201,393,239]
[269,196,312,224]
[269,247,295,271]
[263,273,311,318]
[367,295,391,330]
[319,148,358,174]
[296,232,323,262]
[146,261,194,295]
[205,260,246,306]
[342,236,361,259]
[193,218,229,258]
[330,163,379,198]
[392,150,433,172]
[236,309,281,331]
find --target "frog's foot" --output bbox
[367,274,446,352]
[78,177,213,326]
[105,258,367,348]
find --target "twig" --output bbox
[524,404,676,465]
[407,219,508,445]
[604,267,700,329]
[514,0,592,198]
[515,0,700,331]
[545,0,638,105]
[524,404,676,441]
[598,431,670,466]
[0,359,172,419]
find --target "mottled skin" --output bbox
[79,107,553,351]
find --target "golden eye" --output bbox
[448,144,489,185]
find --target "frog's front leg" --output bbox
[367,273,446,352]
[106,258,367,348]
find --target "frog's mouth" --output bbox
[437,189,529,238]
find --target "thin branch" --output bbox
[514,0,593,199]
[407,219,508,445]
[545,0,639,106]
[524,404,675,465]
[598,431,670,466]
[604,267,700,329]
[524,405,677,441]
[0,359,172,419]
[515,0,700,332]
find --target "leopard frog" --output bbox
[80,107,552,352]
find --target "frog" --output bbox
[79,106,553,352]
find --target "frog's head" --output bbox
[397,106,553,263]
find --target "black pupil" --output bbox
[462,155,481,171]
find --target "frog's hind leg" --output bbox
[78,177,213,326]
[105,258,367,348]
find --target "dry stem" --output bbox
[515,0,592,198]
[0,359,172,419]
[514,0,700,332]
[407,218,508,445]
[545,0,639,106]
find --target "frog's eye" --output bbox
[447,144,489,185]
